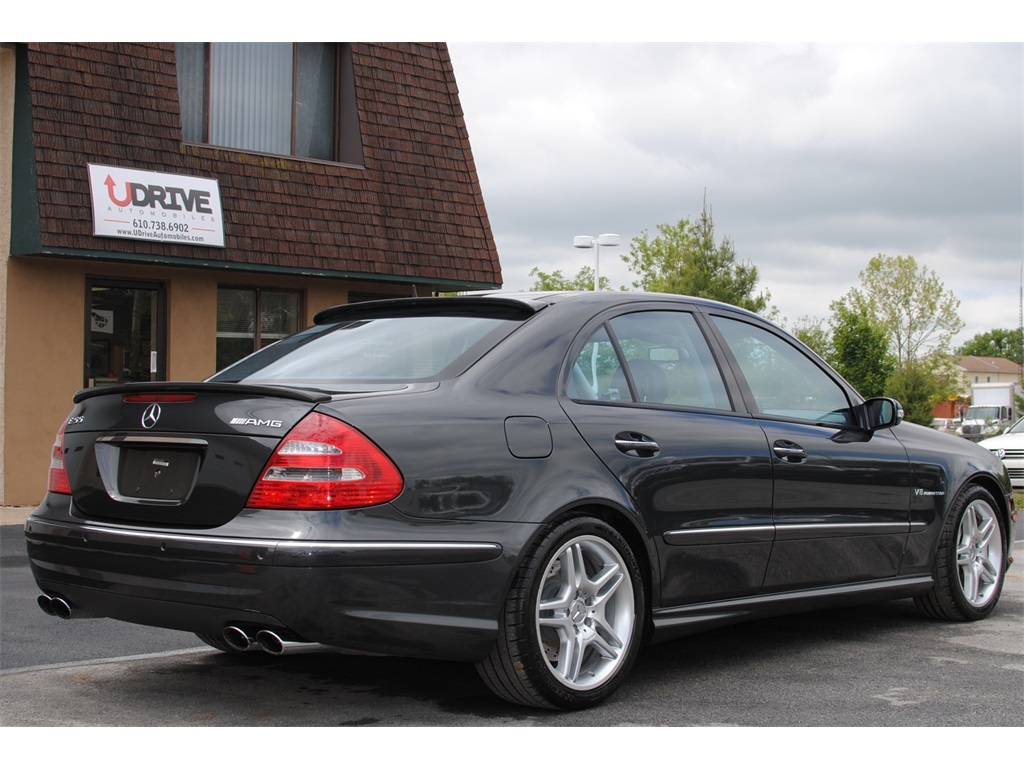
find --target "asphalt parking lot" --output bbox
[2,506,1022,727]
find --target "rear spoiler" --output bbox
[73,381,332,405]
[313,295,546,325]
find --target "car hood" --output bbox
[979,432,1024,450]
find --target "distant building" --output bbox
[955,356,1022,395]
[0,42,501,505]
[934,355,1022,421]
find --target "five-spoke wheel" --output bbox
[476,516,644,709]
[915,485,1007,621]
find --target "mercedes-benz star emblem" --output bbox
[141,403,162,430]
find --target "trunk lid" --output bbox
[60,382,329,527]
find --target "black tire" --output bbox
[475,516,645,710]
[914,485,1007,621]
[194,631,251,655]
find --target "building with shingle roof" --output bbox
[1,42,502,504]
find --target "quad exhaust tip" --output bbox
[222,626,256,652]
[222,626,324,656]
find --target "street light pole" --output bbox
[573,233,620,291]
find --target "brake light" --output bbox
[123,394,196,403]
[48,423,72,495]
[247,413,403,510]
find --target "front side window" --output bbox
[216,288,302,371]
[176,43,360,163]
[712,316,854,426]
[569,311,731,410]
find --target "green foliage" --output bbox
[790,316,832,359]
[829,304,894,399]
[528,266,611,292]
[886,356,960,426]
[621,197,774,315]
[833,254,964,367]
[958,327,1024,366]
[828,254,963,419]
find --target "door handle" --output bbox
[772,440,807,463]
[615,432,660,457]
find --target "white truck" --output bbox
[956,381,1022,441]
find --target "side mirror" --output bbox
[862,397,903,431]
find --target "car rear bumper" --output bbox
[25,500,534,663]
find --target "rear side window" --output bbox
[210,314,520,386]
[569,310,731,411]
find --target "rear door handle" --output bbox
[773,440,807,463]
[615,432,660,457]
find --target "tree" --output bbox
[958,327,1024,367]
[829,304,894,399]
[528,266,611,292]
[790,316,832,359]
[621,197,774,315]
[832,254,964,424]
[836,254,963,367]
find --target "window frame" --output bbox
[215,285,304,372]
[563,305,737,415]
[175,42,362,165]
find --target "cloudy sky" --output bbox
[446,42,1023,346]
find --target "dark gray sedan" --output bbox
[26,292,1016,709]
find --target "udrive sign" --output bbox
[88,164,225,247]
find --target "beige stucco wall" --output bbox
[1,45,16,503]
[2,252,399,506]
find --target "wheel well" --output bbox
[543,503,657,641]
[961,474,1014,554]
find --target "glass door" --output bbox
[86,279,166,387]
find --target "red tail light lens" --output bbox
[247,413,403,510]
[123,394,196,403]
[48,423,72,495]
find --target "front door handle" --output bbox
[615,432,660,458]
[773,440,807,463]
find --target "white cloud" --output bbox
[451,42,1024,346]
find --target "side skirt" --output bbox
[649,575,934,644]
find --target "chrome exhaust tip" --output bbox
[222,626,256,652]
[38,594,76,619]
[255,629,323,656]
[37,594,56,615]
[255,629,289,655]
[50,597,74,619]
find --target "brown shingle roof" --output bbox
[21,42,501,289]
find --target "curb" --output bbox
[1,507,35,526]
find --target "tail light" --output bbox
[247,412,403,510]
[48,423,72,495]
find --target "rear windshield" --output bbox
[209,313,521,387]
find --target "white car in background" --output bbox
[980,417,1024,490]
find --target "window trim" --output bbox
[561,305,739,416]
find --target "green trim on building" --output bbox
[11,246,501,291]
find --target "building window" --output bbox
[175,43,362,164]
[86,279,166,387]
[216,287,302,371]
